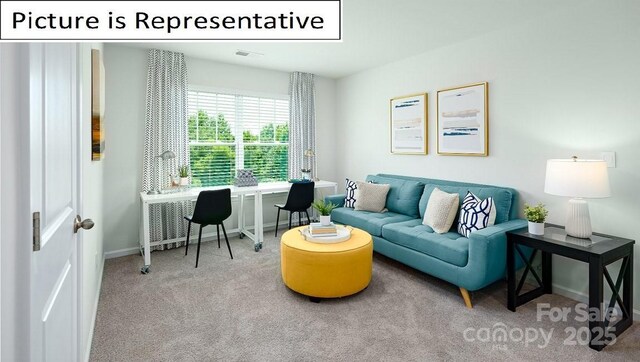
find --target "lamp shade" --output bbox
[544,159,610,198]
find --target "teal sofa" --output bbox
[325,174,527,308]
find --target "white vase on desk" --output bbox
[319,215,331,226]
[180,177,189,186]
[528,222,545,236]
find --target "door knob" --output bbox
[74,215,95,233]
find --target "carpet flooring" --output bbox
[90,233,640,361]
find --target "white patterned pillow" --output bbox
[354,181,390,213]
[344,178,358,208]
[457,191,497,237]
[423,188,459,234]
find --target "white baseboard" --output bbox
[84,255,105,362]
[104,247,139,259]
[553,283,639,321]
[103,220,300,260]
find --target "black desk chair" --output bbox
[184,189,233,268]
[274,181,315,237]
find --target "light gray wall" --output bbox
[79,43,105,361]
[102,45,146,254]
[103,45,337,254]
[335,1,640,312]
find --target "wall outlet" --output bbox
[600,151,616,168]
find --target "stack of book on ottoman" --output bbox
[309,222,338,237]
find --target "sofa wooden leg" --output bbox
[460,287,473,309]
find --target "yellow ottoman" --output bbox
[280,226,373,299]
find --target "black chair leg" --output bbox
[288,212,292,230]
[195,225,203,268]
[305,210,311,225]
[221,222,233,259]
[185,221,191,255]
[217,224,220,248]
[298,212,302,226]
[275,208,281,237]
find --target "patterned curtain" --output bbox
[141,49,191,250]
[288,72,316,179]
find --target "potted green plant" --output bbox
[312,199,338,226]
[178,165,190,186]
[523,203,548,235]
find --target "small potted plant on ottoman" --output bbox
[524,203,548,235]
[312,199,338,226]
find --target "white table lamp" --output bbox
[302,149,315,180]
[147,150,176,195]
[544,157,610,238]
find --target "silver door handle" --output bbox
[74,215,95,233]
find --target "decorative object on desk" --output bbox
[312,199,338,226]
[390,93,427,154]
[544,157,610,238]
[91,49,105,161]
[437,82,488,156]
[234,169,258,187]
[523,203,548,235]
[178,165,190,186]
[169,174,180,187]
[301,149,315,180]
[146,150,176,195]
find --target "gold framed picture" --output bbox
[390,93,427,154]
[437,82,488,156]
[92,49,105,161]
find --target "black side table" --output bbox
[506,225,634,351]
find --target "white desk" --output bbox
[138,180,338,273]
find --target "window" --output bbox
[188,89,289,187]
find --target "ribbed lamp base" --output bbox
[565,198,592,238]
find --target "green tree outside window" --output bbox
[188,110,288,187]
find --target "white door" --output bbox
[29,43,82,362]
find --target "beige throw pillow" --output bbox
[354,181,390,213]
[423,187,459,234]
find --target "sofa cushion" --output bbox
[331,207,414,237]
[423,187,459,234]
[419,184,513,225]
[366,175,424,217]
[344,178,358,208]
[354,181,390,213]
[457,191,496,237]
[381,219,469,267]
